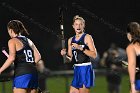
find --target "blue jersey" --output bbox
[136,55,140,80]
[71,33,90,64]
[14,36,37,77]
[135,55,140,90]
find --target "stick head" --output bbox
[2,47,9,58]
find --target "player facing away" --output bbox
[0,20,41,93]
[126,22,140,93]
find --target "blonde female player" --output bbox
[61,15,97,93]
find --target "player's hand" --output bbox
[60,49,66,56]
[72,43,83,50]
[72,43,79,49]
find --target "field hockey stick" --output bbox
[2,48,14,66]
[122,61,139,71]
[0,48,13,82]
[59,6,67,63]
[2,48,9,58]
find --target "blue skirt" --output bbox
[13,74,38,88]
[71,64,95,88]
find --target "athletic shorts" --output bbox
[13,74,38,89]
[71,62,95,88]
[135,79,140,90]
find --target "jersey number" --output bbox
[24,50,34,63]
[73,51,78,62]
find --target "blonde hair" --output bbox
[73,15,85,25]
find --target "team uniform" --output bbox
[135,55,140,90]
[13,36,38,89]
[71,33,95,88]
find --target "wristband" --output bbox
[66,55,71,58]
[82,47,86,52]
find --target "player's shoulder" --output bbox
[68,37,73,41]
[27,38,34,46]
[126,43,133,49]
[85,33,93,41]
[126,43,135,52]
[85,33,92,38]
[8,38,17,43]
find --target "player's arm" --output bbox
[28,39,41,63]
[0,39,16,74]
[66,37,73,61]
[127,45,136,85]
[83,34,97,59]
[61,37,73,62]
[100,52,108,67]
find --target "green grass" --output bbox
[0,74,129,93]
[47,74,129,93]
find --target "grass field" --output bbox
[47,74,129,93]
[0,74,129,93]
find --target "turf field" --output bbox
[47,74,129,93]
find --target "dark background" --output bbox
[0,0,140,70]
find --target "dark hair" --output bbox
[127,22,140,44]
[7,20,29,35]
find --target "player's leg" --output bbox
[28,88,38,93]
[79,85,90,93]
[13,88,27,93]
[69,86,79,93]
